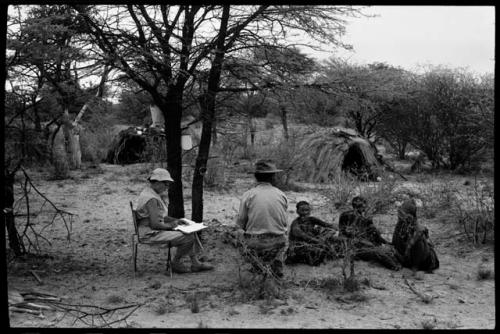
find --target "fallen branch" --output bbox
[9,306,43,315]
[404,278,434,303]
[30,270,43,284]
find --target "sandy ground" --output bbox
[7,162,495,329]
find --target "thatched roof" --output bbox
[293,127,383,183]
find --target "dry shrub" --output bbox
[343,276,361,292]
[451,179,494,245]
[219,132,246,165]
[80,126,115,164]
[419,181,456,219]
[325,172,358,212]
[204,156,226,188]
[318,276,343,292]
[49,153,70,180]
[152,298,172,315]
[253,132,302,191]
[477,265,494,280]
[358,175,398,215]
[421,318,437,330]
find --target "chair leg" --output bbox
[167,245,172,278]
[132,235,138,274]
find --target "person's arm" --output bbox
[145,199,182,231]
[290,219,320,244]
[365,219,389,244]
[236,194,249,231]
[309,216,336,229]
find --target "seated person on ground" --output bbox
[286,201,341,266]
[338,196,401,271]
[135,168,213,274]
[392,198,439,272]
[236,160,288,279]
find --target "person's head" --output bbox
[296,201,311,217]
[399,198,417,218]
[148,168,174,194]
[351,196,367,214]
[253,159,282,185]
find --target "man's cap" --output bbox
[254,160,283,174]
[148,168,174,182]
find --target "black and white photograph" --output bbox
[3,4,495,329]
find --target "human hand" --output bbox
[177,218,189,225]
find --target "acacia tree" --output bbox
[7,5,110,173]
[74,5,364,220]
[406,67,494,170]
[316,59,409,140]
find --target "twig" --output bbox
[30,270,43,284]
[404,278,434,303]
[11,167,76,253]
[9,306,42,315]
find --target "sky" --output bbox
[307,6,495,75]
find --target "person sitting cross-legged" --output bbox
[392,198,439,273]
[338,196,401,271]
[286,201,341,266]
[135,168,213,274]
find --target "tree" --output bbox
[7,5,110,172]
[406,66,494,170]
[75,5,364,221]
[316,59,408,139]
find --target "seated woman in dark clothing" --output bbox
[285,201,341,266]
[392,199,439,272]
[338,196,401,271]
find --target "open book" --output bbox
[174,218,208,234]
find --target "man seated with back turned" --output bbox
[286,201,341,266]
[236,160,288,279]
[338,196,401,271]
[135,168,213,274]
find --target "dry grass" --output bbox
[421,317,437,330]
[477,266,494,281]
[106,294,125,304]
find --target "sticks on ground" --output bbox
[10,290,141,327]
[404,278,434,304]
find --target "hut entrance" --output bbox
[342,143,370,180]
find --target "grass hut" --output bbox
[294,127,384,182]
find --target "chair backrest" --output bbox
[129,201,139,235]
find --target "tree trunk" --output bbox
[62,108,82,169]
[192,93,212,222]
[192,5,230,223]
[212,118,217,145]
[4,170,25,256]
[279,104,289,140]
[52,125,70,178]
[398,142,407,160]
[33,100,42,132]
[249,116,256,146]
[163,89,185,219]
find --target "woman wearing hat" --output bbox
[135,168,213,274]
[236,160,289,279]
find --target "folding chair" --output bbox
[130,201,173,277]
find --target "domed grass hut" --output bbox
[294,127,384,182]
[105,126,165,164]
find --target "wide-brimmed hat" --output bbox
[148,168,174,182]
[254,160,283,174]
